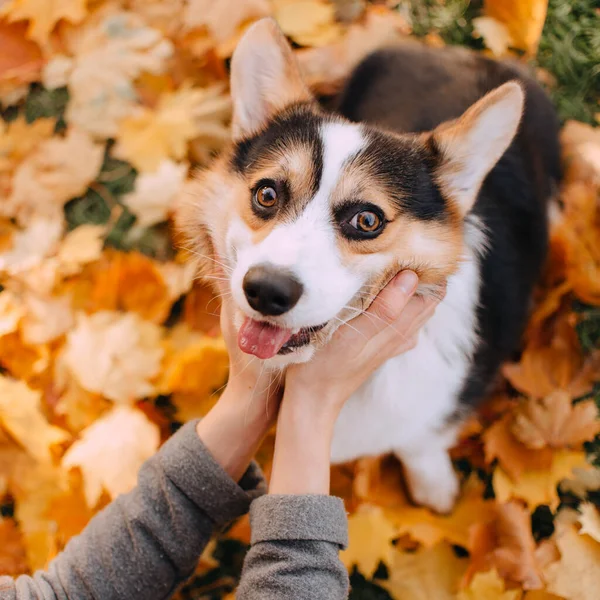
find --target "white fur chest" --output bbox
[330,248,481,464]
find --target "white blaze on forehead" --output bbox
[229,120,377,329]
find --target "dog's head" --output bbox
[178,19,523,365]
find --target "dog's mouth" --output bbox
[238,317,328,359]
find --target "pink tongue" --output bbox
[238,318,293,359]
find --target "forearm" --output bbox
[0,422,266,600]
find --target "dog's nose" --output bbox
[243,265,303,316]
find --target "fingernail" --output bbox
[394,271,418,294]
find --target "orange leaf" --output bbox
[0,20,43,89]
[0,517,28,576]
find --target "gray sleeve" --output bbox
[0,421,266,600]
[236,495,349,600]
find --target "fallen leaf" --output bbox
[114,84,230,171]
[62,405,160,507]
[275,0,342,47]
[472,16,513,56]
[510,391,600,450]
[21,292,74,345]
[5,128,104,224]
[183,0,271,43]
[466,502,544,590]
[57,225,106,277]
[382,543,468,600]
[62,311,164,403]
[0,517,28,576]
[123,159,188,228]
[457,569,522,600]
[0,290,24,336]
[578,503,600,543]
[543,522,600,600]
[184,282,222,335]
[1,0,87,45]
[0,375,68,462]
[493,450,591,509]
[0,330,51,382]
[0,116,55,173]
[560,467,600,498]
[341,504,396,578]
[0,21,43,96]
[484,0,548,54]
[156,259,196,302]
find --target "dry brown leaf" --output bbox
[1,0,87,45]
[466,501,544,590]
[543,522,600,600]
[341,504,397,578]
[0,375,69,463]
[493,450,591,509]
[62,405,160,507]
[484,0,548,55]
[4,128,104,224]
[62,311,164,403]
[458,569,522,600]
[114,84,230,171]
[511,391,600,450]
[382,543,468,600]
[578,503,600,543]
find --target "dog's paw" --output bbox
[404,459,460,514]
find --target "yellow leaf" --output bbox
[49,8,174,138]
[1,0,87,45]
[57,224,106,277]
[543,522,600,600]
[472,16,513,56]
[122,159,188,228]
[0,116,55,171]
[382,543,467,600]
[63,311,164,403]
[484,0,548,55]
[493,450,591,509]
[5,128,104,224]
[341,504,396,578]
[0,375,69,462]
[21,292,74,345]
[114,85,230,171]
[578,503,600,543]
[0,517,28,576]
[62,405,160,507]
[458,569,522,599]
[275,0,342,47]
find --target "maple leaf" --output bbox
[62,405,160,507]
[0,116,55,174]
[543,522,600,600]
[1,0,87,45]
[578,503,600,544]
[457,569,521,600]
[46,7,174,138]
[381,543,468,600]
[113,84,231,171]
[123,159,188,228]
[183,0,271,43]
[0,375,69,463]
[483,0,548,55]
[20,292,74,345]
[341,504,397,578]
[510,391,600,451]
[56,224,106,277]
[466,502,545,590]
[493,450,592,509]
[62,311,164,403]
[4,128,104,225]
[274,0,342,48]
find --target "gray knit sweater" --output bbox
[0,421,349,600]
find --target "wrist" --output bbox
[282,383,344,431]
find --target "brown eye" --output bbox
[350,210,382,233]
[255,185,278,208]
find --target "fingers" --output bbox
[354,271,419,338]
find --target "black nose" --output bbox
[243,265,303,316]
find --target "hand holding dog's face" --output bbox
[177,19,523,367]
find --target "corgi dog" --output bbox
[179,19,561,512]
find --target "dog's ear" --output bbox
[431,81,524,216]
[230,18,312,139]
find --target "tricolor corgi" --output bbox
[179,19,561,512]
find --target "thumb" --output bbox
[356,271,418,337]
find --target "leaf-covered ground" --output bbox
[0,1,599,598]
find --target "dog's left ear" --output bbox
[431,81,524,216]
[230,18,312,140]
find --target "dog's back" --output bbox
[335,44,561,408]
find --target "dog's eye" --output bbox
[255,185,278,208]
[350,211,382,233]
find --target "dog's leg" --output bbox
[394,427,460,514]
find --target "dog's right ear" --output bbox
[230,18,312,140]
